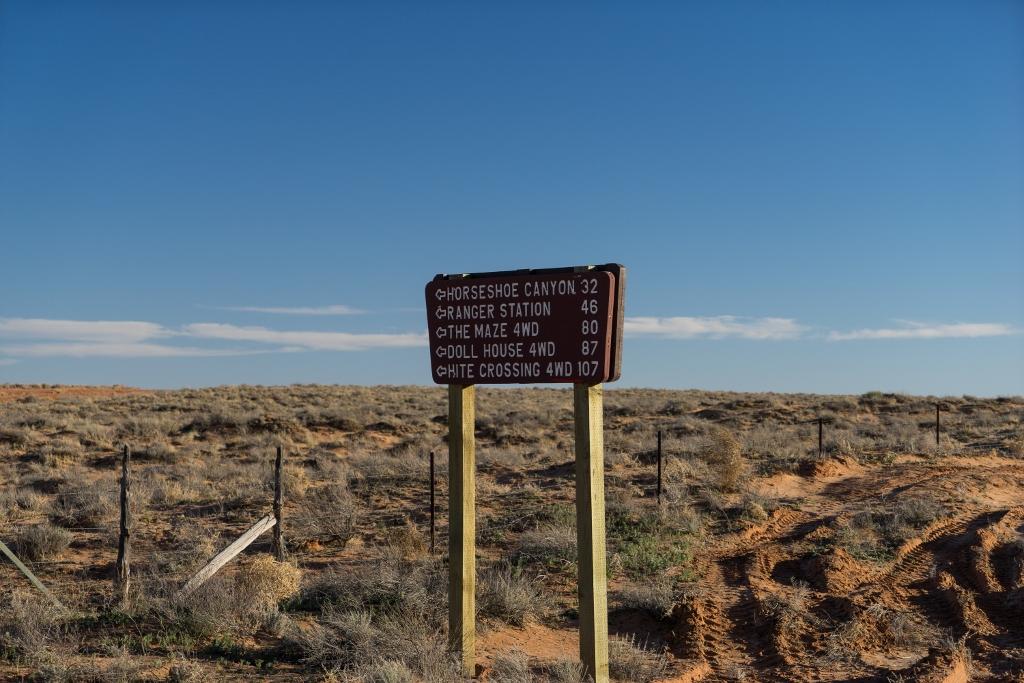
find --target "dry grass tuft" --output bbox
[0,591,68,662]
[382,519,428,559]
[287,557,459,680]
[760,581,817,629]
[51,482,116,528]
[236,556,303,610]
[166,655,205,682]
[300,483,363,547]
[489,649,532,682]
[170,576,249,638]
[515,523,577,571]
[700,427,748,492]
[620,576,677,619]
[15,523,71,562]
[479,562,542,627]
[38,437,82,468]
[542,659,588,682]
[608,634,669,682]
[356,659,417,682]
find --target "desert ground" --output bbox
[1,384,1022,682]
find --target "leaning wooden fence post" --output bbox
[0,540,64,609]
[448,384,476,678]
[575,383,609,683]
[272,446,285,561]
[114,444,131,605]
[935,404,941,447]
[818,417,824,458]
[177,514,277,598]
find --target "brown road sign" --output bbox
[426,266,624,384]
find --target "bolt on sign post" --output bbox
[426,264,625,681]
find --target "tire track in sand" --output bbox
[685,509,812,681]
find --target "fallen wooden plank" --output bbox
[176,514,276,598]
[0,539,65,609]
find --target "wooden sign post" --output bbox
[574,383,609,681]
[448,383,476,677]
[428,264,624,682]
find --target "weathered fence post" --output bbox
[656,430,663,505]
[935,404,941,447]
[115,444,131,605]
[272,446,285,561]
[818,417,824,458]
[429,450,436,554]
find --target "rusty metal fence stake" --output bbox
[429,450,436,554]
[656,430,663,505]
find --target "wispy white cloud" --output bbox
[625,316,806,340]
[0,317,425,359]
[0,318,226,358]
[0,318,169,343]
[184,323,427,351]
[209,305,364,316]
[0,343,266,358]
[828,321,1018,341]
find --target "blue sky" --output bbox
[1,2,1021,394]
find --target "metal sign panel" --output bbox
[426,267,622,385]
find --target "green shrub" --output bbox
[607,498,693,580]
